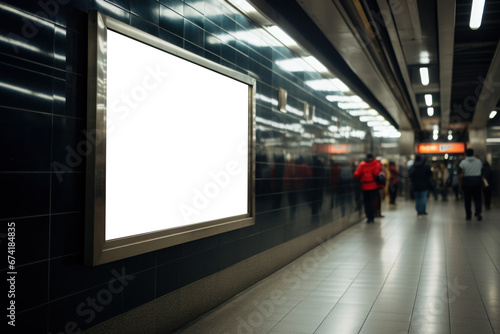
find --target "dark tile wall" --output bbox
[0,0,368,332]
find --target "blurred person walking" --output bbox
[459,149,483,221]
[482,160,494,210]
[439,162,449,201]
[450,163,462,200]
[409,155,432,218]
[354,153,383,224]
[388,161,399,205]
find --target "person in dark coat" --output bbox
[459,149,483,221]
[388,161,399,205]
[354,153,382,223]
[482,160,494,210]
[408,155,432,218]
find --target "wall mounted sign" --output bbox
[86,11,256,265]
[417,142,466,154]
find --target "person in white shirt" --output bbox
[458,148,483,221]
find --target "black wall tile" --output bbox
[0,261,49,312]
[159,0,184,16]
[49,255,121,300]
[184,3,204,28]
[54,27,87,75]
[122,268,155,312]
[2,304,49,333]
[130,14,160,37]
[48,282,123,333]
[51,171,85,214]
[0,3,55,66]
[52,72,87,118]
[131,0,159,24]
[0,173,51,219]
[51,116,86,172]
[184,19,204,48]
[0,108,52,172]
[159,27,183,48]
[0,216,49,268]
[50,213,85,258]
[156,260,181,296]
[160,4,184,37]
[0,62,53,113]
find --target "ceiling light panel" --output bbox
[419,67,429,85]
[425,94,433,106]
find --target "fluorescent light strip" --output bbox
[305,79,349,92]
[265,26,297,47]
[367,121,390,127]
[326,95,362,102]
[275,58,314,72]
[227,0,258,14]
[469,0,486,30]
[348,109,378,116]
[303,56,328,73]
[427,107,434,116]
[359,115,384,122]
[332,78,349,92]
[425,94,433,106]
[489,110,497,119]
[338,102,370,109]
[419,67,429,85]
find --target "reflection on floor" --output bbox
[176,197,500,334]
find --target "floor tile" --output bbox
[176,199,500,334]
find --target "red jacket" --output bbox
[354,159,382,191]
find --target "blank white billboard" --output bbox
[105,30,249,240]
[86,11,255,265]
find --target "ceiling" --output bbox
[246,0,500,142]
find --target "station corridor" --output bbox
[177,198,500,334]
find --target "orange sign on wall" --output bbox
[313,143,352,154]
[417,143,466,154]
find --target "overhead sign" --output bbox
[417,143,466,154]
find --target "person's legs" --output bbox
[441,188,448,201]
[363,190,375,222]
[414,191,422,215]
[374,189,384,217]
[462,186,472,219]
[421,190,428,215]
[472,185,482,219]
[389,185,397,204]
[483,187,492,209]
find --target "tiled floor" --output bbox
[176,197,500,334]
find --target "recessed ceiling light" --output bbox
[469,0,485,30]
[425,94,433,106]
[419,67,429,85]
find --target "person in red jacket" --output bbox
[354,153,382,223]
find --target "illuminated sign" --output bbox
[313,143,352,154]
[86,12,255,265]
[417,143,466,154]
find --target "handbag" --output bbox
[375,170,386,185]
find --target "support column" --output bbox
[399,130,415,199]
[468,128,487,159]
[399,130,415,156]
